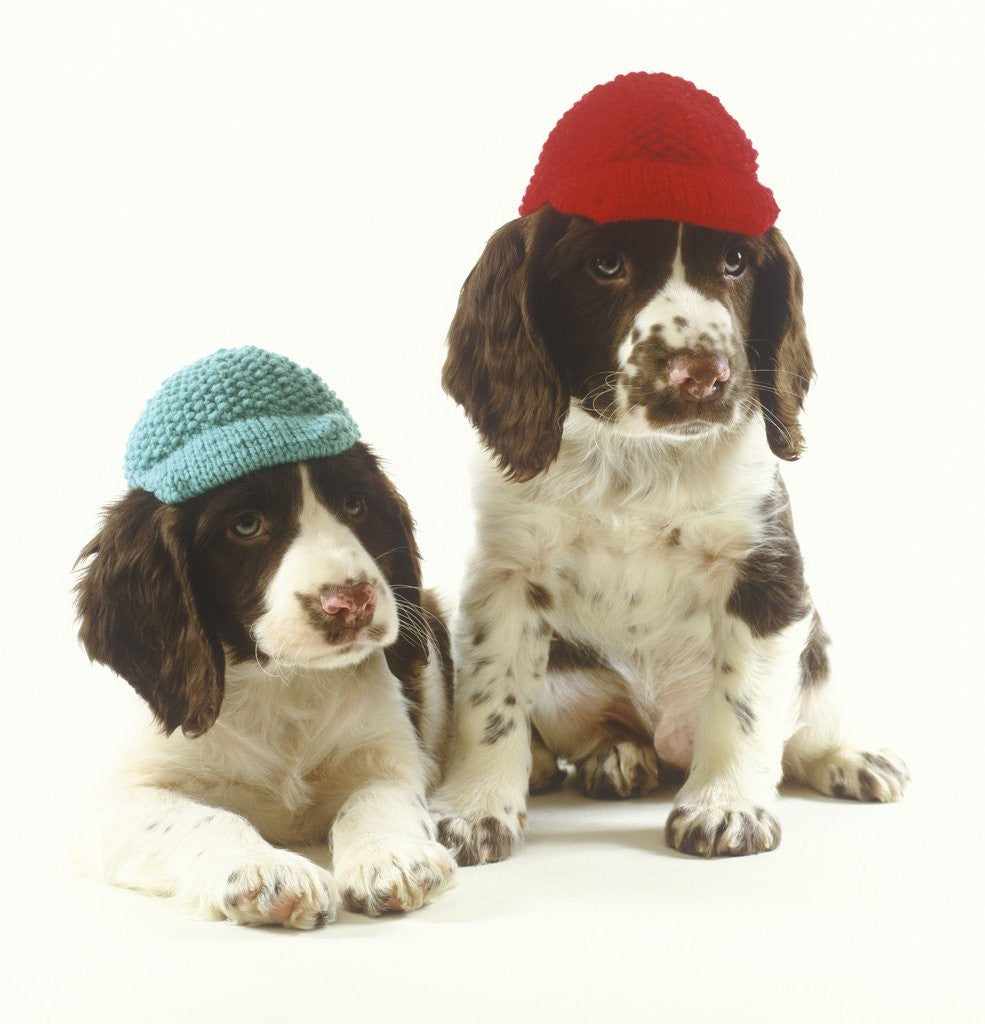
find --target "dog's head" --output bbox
[443,204,812,480]
[76,444,426,736]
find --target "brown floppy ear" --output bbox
[747,227,815,460]
[75,490,224,737]
[443,204,572,481]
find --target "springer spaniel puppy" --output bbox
[77,429,455,925]
[431,203,909,863]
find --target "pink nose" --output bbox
[319,582,376,630]
[668,353,731,400]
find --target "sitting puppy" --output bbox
[76,346,455,926]
[432,73,908,864]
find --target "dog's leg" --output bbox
[326,685,457,914]
[783,627,909,801]
[431,569,552,865]
[83,786,339,927]
[331,780,456,915]
[665,612,811,857]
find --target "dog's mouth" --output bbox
[252,622,393,671]
[662,421,723,437]
[317,621,391,652]
[604,373,742,439]
[248,584,398,670]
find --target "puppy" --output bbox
[431,75,908,864]
[76,348,455,925]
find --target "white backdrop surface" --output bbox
[2,1,982,1021]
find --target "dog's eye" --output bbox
[342,492,367,520]
[724,246,747,278]
[592,252,624,278]
[230,513,265,539]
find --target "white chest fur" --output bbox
[469,410,779,765]
[120,650,425,844]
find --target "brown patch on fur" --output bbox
[799,611,831,690]
[184,471,305,667]
[443,205,573,480]
[727,479,809,637]
[725,693,756,734]
[547,635,608,673]
[483,712,516,745]
[744,229,814,460]
[539,216,677,424]
[76,490,232,736]
[525,580,553,611]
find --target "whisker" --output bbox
[747,394,795,449]
[394,594,440,648]
[372,545,410,563]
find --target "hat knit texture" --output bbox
[125,346,360,504]
[519,72,779,236]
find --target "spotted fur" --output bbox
[433,206,908,864]
[76,447,455,924]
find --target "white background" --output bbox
[3,1,983,1021]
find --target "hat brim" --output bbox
[520,159,779,236]
[134,413,361,504]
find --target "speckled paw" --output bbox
[217,852,339,928]
[336,839,456,915]
[666,803,781,857]
[433,810,525,866]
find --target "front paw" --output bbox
[431,802,526,866]
[666,803,781,857]
[336,840,456,916]
[217,852,340,928]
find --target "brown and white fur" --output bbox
[76,444,455,926]
[433,204,908,863]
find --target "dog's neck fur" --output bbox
[478,404,777,521]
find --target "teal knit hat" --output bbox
[124,346,361,503]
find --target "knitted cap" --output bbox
[124,346,360,503]
[519,72,779,235]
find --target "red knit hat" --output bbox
[519,72,779,236]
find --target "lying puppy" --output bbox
[76,346,455,926]
[432,73,908,864]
